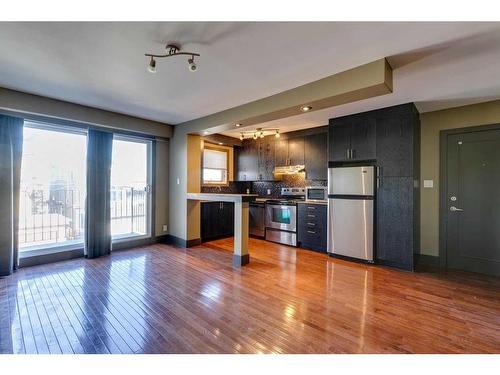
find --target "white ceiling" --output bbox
[0,22,499,132]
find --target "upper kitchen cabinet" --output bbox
[258,137,275,181]
[236,140,259,181]
[304,132,327,180]
[274,138,289,166]
[274,137,305,166]
[375,104,420,177]
[329,115,376,162]
[288,137,305,165]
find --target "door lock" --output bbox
[450,206,464,212]
[450,196,457,201]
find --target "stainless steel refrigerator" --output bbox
[327,166,375,262]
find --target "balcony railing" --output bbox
[19,185,147,251]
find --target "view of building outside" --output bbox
[110,138,149,238]
[19,125,87,251]
[18,126,150,252]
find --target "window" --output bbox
[19,122,87,253]
[110,136,152,240]
[203,147,228,185]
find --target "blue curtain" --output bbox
[85,129,113,259]
[0,115,23,277]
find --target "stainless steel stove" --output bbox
[265,188,304,246]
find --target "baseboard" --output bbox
[163,235,201,248]
[376,259,414,272]
[415,254,444,268]
[113,237,156,251]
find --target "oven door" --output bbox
[265,204,297,232]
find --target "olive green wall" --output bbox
[420,99,500,256]
[155,139,170,236]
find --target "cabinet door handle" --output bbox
[307,206,316,210]
[350,149,355,159]
[346,149,350,159]
[307,222,316,226]
[307,230,316,234]
[307,214,316,218]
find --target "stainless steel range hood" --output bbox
[273,165,305,176]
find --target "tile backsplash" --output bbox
[201,181,251,194]
[201,174,326,197]
[251,173,326,198]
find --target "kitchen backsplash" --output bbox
[201,181,251,194]
[201,174,326,197]
[251,173,326,198]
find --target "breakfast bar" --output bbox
[186,193,258,266]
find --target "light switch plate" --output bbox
[267,189,271,195]
[162,224,168,232]
[424,179,434,188]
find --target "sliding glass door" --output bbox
[19,122,87,253]
[110,136,152,240]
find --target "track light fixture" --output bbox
[239,127,281,141]
[145,43,200,74]
[148,56,157,73]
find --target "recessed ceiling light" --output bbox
[235,123,242,127]
[203,131,209,135]
[218,142,223,145]
[301,105,312,112]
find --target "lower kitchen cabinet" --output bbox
[376,176,416,270]
[297,203,327,252]
[201,201,234,242]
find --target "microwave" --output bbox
[305,186,327,202]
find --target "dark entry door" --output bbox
[445,128,500,276]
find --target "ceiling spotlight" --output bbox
[147,57,157,73]
[145,43,200,74]
[275,130,280,138]
[301,105,312,112]
[253,133,258,140]
[235,123,241,127]
[240,133,244,140]
[260,131,265,138]
[188,57,197,72]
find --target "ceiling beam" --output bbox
[176,58,393,136]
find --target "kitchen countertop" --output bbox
[186,193,258,203]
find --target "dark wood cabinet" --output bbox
[329,121,351,162]
[376,110,418,177]
[304,133,328,180]
[274,137,305,166]
[329,116,376,162]
[237,129,327,181]
[236,140,258,181]
[288,137,305,165]
[298,203,327,252]
[351,117,376,160]
[201,201,234,242]
[274,139,289,167]
[258,137,275,181]
[376,177,414,270]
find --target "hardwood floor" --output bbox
[1,238,499,354]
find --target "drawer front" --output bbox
[298,204,327,252]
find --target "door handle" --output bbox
[450,206,464,212]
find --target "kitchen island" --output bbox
[186,193,258,266]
